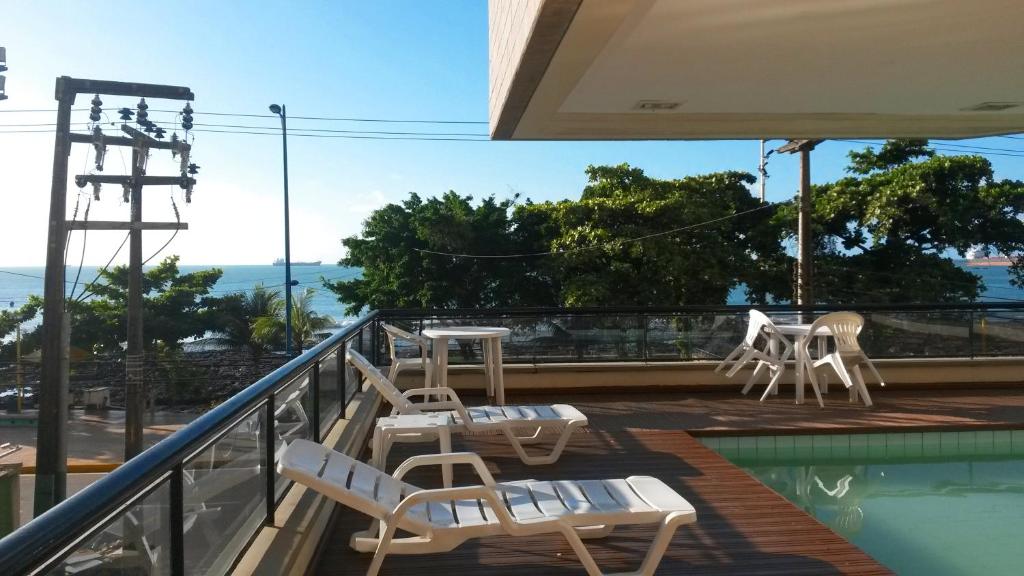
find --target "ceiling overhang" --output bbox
[488,0,1024,140]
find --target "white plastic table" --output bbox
[422,326,511,405]
[768,323,833,406]
[369,413,454,487]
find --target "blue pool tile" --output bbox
[886,433,906,458]
[993,430,1012,452]
[905,432,923,457]
[974,430,995,455]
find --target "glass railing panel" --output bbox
[859,310,973,358]
[318,350,341,433]
[646,313,747,361]
[273,373,311,498]
[45,480,171,575]
[973,309,1024,357]
[182,409,267,575]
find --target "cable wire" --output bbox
[414,201,784,259]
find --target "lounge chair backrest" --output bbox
[347,349,420,414]
[278,439,431,532]
[744,309,774,346]
[810,312,864,354]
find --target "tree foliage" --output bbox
[66,256,224,353]
[213,283,284,360]
[251,287,334,353]
[772,139,1024,303]
[329,165,789,309]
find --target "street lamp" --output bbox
[269,103,296,355]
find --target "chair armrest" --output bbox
[392,452,496,486]
[402,387,461,402]
[390,485,519,530]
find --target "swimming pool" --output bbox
[701,430,1024,576]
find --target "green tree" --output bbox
[214,284,285,360]
[0,298,42,360]
[327,191,558,313]
[772,140,1024,303]
[252,288,335,353]
[65,256,224,353]
[517,164,789,306]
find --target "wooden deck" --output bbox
[315,387,1024,574]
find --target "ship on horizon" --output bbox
[273,258,322,266]
[964,248,1013,267]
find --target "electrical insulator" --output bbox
[136,98,149,126]
[92,182,101,201]
[154,126,166,139]
[89,94,102,123]
[92,126,107,172]
[181,102,193,131]
[187,163,199,175]
[143,121,155,134]
[122,183,130,203]
[170,132,179,158]
[118,107,134,122]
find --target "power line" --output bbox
[836,139,1024,158]
[414,201,785,259]
[0,107,488,124]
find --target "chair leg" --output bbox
[366,521,398,576]
[558,512,689,576]
[504,423,580,465]
[862,355,885,387]
[725,347,756,378]
[741,361,768,395]
[760,363,785,402]
[715,344,743,373]
[852,364,873,407]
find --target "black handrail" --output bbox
[0,311,378,575]
[379,301,1024,317]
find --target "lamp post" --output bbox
[269,103,295,356]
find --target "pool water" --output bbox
[701,431,1024,576]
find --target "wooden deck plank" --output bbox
[316,428,893,575]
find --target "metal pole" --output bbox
[311,364,321,443]
[265,396,276,525]
[35,78,74,515]
[170,465,185,576]
[759,140,766,203]
[797,148,813,307]
[279,106,294,357]
[15,324,22,413]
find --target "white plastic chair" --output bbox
[381,324,432,387]
[278,439,697,576]
[802,312,884,407]
[348,349,587,466]
[716,310,792,400]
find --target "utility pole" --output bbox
[35,77,194,514]
[758,140,774,204]
[0,47,8,101]
[776,139,822,308]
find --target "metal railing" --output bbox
[379,302,1024,363]
[2,301,1023,575]
[0,311,378,576]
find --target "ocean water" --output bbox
[2,262,1021,326]
[0,264,360,331]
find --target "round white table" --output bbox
[421,326,511,405]
[769,323,833,406]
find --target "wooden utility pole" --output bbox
[776,139,822,308]
[35,77,193,515]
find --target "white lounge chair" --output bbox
[278,439,697,576]
[381,323,432,386]
[803,312,885,407]
[348,349,587,466]
[716,310,792,399]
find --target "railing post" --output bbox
[371,320,380,365]
[170,465,185,576]
[640,314,648,360]
[338,342,348,416]
[264,396,275,525]
[357,328,364,360]
[968,310,975,359]
[311,363,321,443]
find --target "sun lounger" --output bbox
[278,439,697,576]
[348,349,587,465]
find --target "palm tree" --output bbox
[252,288,335,354]
[219,284,284,360]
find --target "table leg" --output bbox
[769,335,780,395]
[483,338,495,404]
[795,336,805,404]
[436,340,449,395]
[493,337,506,405]
[439,427,452,488]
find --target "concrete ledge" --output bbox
[234,387,381,576]
[396,356,1024,392]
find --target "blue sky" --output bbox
[1,0,1022,266]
